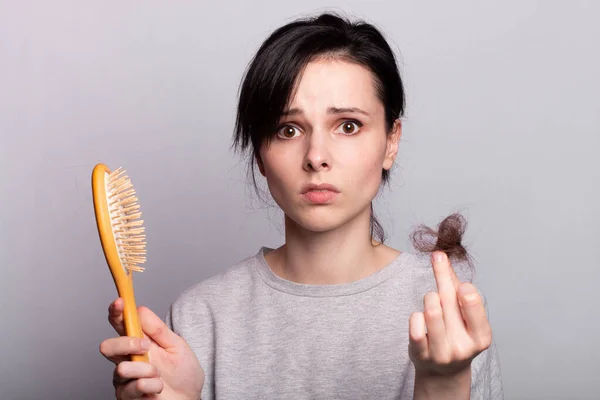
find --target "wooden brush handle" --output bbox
[121,274,150,363]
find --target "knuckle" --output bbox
[151,324,165,338]
[129,337,139,351]
[459,283,480,305]
[432,352,452,365]
[409,330,424,343]
[99,339,114,357]
[452,343,472,361]
[135,378,147,394]
[409,312,423,325]
[138,305,150,314]
[424,307,442,320]
[462,294,480,306]
[150,364,160,378]
[475,331,493,351]
[116,362,128,378]
[424,291,440,302]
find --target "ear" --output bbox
[383,119,402,170]
[255,152,266,177]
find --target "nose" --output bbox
[303,131,331,172]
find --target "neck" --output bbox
[267,206,400,284]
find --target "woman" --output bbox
[100,12,503,400]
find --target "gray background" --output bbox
[1,1,598,399]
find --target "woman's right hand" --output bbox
[99,298,205,400]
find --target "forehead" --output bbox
[288,58,380,110]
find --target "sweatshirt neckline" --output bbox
[252,246,411,297]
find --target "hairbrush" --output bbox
[92,163,148,362]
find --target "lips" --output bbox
[301,183,340,194]
[300,183,340,204]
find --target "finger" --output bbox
[431,251,464,334]
[138,306,181,351]
[448,260,462,290]
[100,336,151,364]
[108,298,126,336]
[408,312,429,360]
[119,377,164,399]
[431,251,458,295]
[114,361,160,386]
[423,292,448,359]
[457,283,492,349]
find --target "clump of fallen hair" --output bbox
[410,212,474,271]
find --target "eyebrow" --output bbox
[281,107,370,117]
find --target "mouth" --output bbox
[300,183,340,204]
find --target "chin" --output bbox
[286,208,356,234]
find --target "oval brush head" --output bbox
[105,167,147,273]
[92,163,149,362]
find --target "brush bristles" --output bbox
[106,167,147,273]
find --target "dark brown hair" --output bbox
[410,212,474,271]
[232,12,473,268]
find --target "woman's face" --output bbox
[257,58,401,234]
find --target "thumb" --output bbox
[138,306,182,351]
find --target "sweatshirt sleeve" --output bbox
[165,290,216,400]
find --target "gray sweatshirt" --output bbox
[166,247,503,399]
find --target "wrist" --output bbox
[413,366,472,400]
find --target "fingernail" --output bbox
[141,338,150,350]
[433,252,445,262]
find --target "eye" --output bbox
[276,125,301,139]
[335,120,362,135]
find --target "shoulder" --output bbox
[166,248,264,330]
[172,248,262,307]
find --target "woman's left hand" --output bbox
[408,250,492,377]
